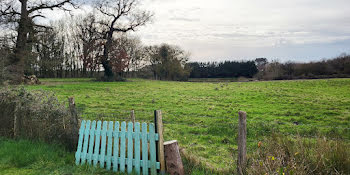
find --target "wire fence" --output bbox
[77,109,350,142]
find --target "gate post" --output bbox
[68,97,79,151]
[130,110,135,124]
[154,110,166,174]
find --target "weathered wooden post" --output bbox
[68,97,79,151]
[164,140,184,175]
[154,110,166,174]
[237,111,247,175]
[13,110,21,138]
[130,110,135,124]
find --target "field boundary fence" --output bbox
[74,107,349,175]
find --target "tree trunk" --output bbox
[101,31,115,80]
[164,140,184,175]
[6,0,29,84]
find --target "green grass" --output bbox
[0,137,125,175]
[23,78,350,171]
[0,137,210,175]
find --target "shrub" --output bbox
[0,86,78,150]
[248,134,350,175]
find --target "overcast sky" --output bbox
[134,0,350,62]
[48,0,350,62]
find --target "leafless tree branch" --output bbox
[94,0,153,79]
[28,0,75,14]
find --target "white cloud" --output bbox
[40,0,350,61]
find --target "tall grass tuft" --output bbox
[248,134,350,175]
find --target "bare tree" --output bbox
[95,0,153,81]
[110,34,145,77]
[34,28,65,78]
[54,17,82,78]
[0,0,76,83]
[75,13,103,77]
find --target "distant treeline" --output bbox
[187,61,258,78]
[1,0,349,83]
[1,20,349,82]
[256,54,350,80]
[185,54,350,80]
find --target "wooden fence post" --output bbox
[130,110,135,124]
[13,108,21,138]
[154,110,166,174]
[164,140,184,175]
[68,97,79,151]
[237,111,247,175]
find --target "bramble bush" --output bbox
[0,86,78,150]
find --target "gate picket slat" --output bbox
[134,122,141,174]
[127,122,133,174]
[75,120,86,165]
[113,121,120,172]
[149,123,157,175]
[81,120,90,164]
[120,122,126,172]
[142,123,148,175]
[87,121,96,165]
[93,121,102,167]
[100,121,108,168]
[106,121,114,170]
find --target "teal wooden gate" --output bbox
[75,120,160,175]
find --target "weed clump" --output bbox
[248,134,350,175]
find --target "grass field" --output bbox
[22,78,350,171]
[0,137,122,175]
